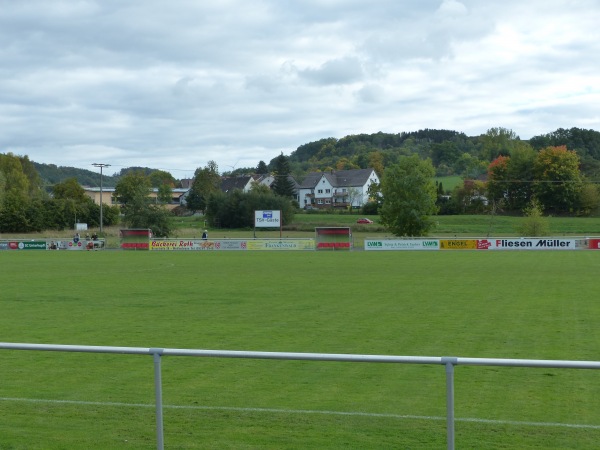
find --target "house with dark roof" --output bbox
[297,168,379,209]
[220,176,255,193]
[220,174,300,203]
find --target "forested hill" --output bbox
[284,127,600,179]
[33,163,120,188]
[8,126,600,187]
[31,164,172,189]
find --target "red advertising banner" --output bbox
[589,239,600,250]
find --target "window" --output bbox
[325,189,331,193]
[317,189,323,194]
[317,199,323,204]
[325,199,331,204]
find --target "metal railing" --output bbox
[1,342,600,450]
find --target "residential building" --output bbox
[221,174,300,204]
[297,168,380,209]
[83,187,189,210]
[220,176,255,193]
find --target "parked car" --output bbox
[356,218,373,224]
[304,205,316,210]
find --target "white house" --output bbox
[296,168,380,209]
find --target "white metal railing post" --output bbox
[442,357,457,450]
[150,348,165,450]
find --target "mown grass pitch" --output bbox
[1,250,600,448]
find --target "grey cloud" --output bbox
[356,84,386,103]
[298,57,364,85]
[1,0,599,173]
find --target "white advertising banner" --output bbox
[255,210,281,228]
[150,239,247,251]
[149,238,314,251]
[491,238,577,250]
[365,237,583,251]
[365,239,439,251]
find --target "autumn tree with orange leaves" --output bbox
[487,145,584,214]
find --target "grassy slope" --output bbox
[1,251,600,448]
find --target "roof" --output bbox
[298,168,376,189]
[220,176,253,192]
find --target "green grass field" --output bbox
[2,251,600,448]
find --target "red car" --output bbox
[356,218,373,224]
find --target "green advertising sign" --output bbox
[20,241,48,250]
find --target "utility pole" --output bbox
[92,163,111,233]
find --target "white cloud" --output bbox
[0,0,599,175]
[437,0,467,16]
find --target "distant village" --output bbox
[83,168,380,211]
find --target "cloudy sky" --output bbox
[1,0,599,178]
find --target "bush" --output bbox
[361,201,378,215]
[517,199,550,236]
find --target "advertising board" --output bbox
[10,241,48,250]
[150,239,247,251]
[246,239,315,251]
[440,239,479,250]
[492,238,577,250]
[589,239,600,250]
[364,239,439,251]
[149,239,314,251]
[254,210,281,228]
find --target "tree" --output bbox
[148,170,176,188]
[504,143,536,210]
[271,153,296,198]
[486,155,510,206]
[450,180,488,214]
[115,172,172,237]
[156,184,173,204]
[256,160,269,174]
[379,155,438,236]
[0,153,30,202]
[345,187,361,210]
[52,178,87,203]
[205,189,295,229]
[431,141,461,168]
[578,183,600,216]
[368,151,385,176]
[366,181,382,206]
[186,161,221,213]
[114,171,152,205]
[533,146,583,213]
[517,198,550,236]
[149,170,175,204]
[453,153,487,178]
[0,192,30,232]
[250,181,271,195]
[0,153,37,232]
[335,157,358,171]
[478,127,519,161]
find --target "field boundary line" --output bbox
[2,396,599,430]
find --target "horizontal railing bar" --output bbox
[2,343,600,370]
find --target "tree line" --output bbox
[3,126,600,237]
[0,153,120,233]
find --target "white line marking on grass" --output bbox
[2,397,600,430]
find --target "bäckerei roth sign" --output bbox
[255,210,281,228]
